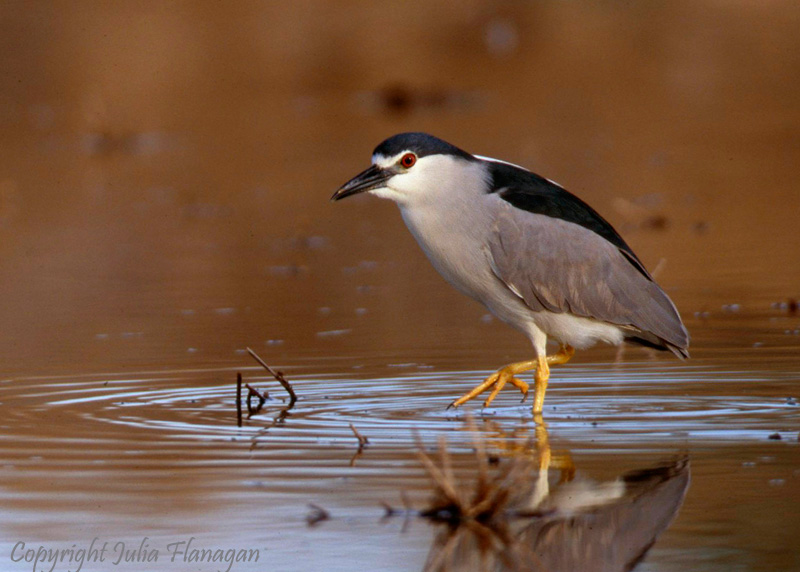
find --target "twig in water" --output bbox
[245,383,268,418]
[348,423,370,466]
[306,503,330,526]
[381,492,416,532]
[650,257,667,279]
[349,423,369,448]
[236,372,243,427]
[246,347,298,406]
[381,501,398,517]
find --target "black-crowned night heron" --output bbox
[332,133,689,413]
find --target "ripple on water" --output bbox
[3,362,797,451]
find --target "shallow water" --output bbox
[2,344,799,571]
[1,2,800,571]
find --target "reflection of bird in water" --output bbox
[510,459,689,572]
[419,419,690,572]
[333,133,689,413]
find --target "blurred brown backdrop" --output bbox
[0,1,798,375]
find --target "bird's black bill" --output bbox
[331,164,391,201]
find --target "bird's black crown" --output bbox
[372,132,475,161]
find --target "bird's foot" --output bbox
[448,345,575,412]
[449,360,537,409]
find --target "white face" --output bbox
[368,151,475,206]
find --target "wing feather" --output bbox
[488,203,689,356]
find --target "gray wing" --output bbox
[488,203,689,356]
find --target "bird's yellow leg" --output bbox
[533,414,575,481]
[532,358,550,414]
[449,360,537,409]
[533,344,575,413]
[533,414,551,470]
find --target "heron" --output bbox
[332,133,688,413]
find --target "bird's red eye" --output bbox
[400,153,416,168]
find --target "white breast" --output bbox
[399,200,492,301]
[398,186,538,335]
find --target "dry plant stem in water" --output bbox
[348,423,370,466]
[416,429,538,572]
[236,372,243,427]
[246,347,298,405]
[245,383,268,418]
